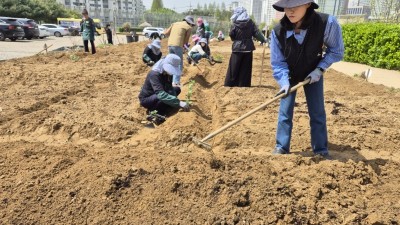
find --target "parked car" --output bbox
[41,24,69,37]
[142,27,165,38]
[38,25,50,39]
[16,18,39,39]
[0,18,25,41]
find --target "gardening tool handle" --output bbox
[258,44,266,86]
[200,78,311,143]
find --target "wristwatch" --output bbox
[317,67,325,73]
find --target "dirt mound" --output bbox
[1,39,400,224]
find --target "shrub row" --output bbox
[342,23,400,70]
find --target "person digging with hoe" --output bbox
[138,54,190,125]
[270,0,344,159]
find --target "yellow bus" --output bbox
[57,18,104,36]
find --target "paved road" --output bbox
[331,61,400,89]
[0,34,146,61]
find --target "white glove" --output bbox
[306,68,323,84]
[279,85,290,97]
[179,101,190,111]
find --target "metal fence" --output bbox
[140,13,232,38]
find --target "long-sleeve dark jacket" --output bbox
[105,27,112,39]
[138,70,180,107]
[196,23,205,38]
[230,19,265,52]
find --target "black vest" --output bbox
[274,12,328,85]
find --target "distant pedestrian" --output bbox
[105,24,113,45]
[224,6,267,87]
[80,9,96,54]
[163,15,196,86]
[143,39,162,66]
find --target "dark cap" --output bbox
[272,0,319,12]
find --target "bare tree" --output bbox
[370,0,400,22]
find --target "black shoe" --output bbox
[272,147,288,155]
[315,152,333,160]
[146,113,166,125]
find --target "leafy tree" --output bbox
[151,0,164,11]
[208,2,216,15]
[221,2,226,11]
[0,0,81,23]
[370,0,400,22]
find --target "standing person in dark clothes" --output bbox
[270,0,344,158]
[142,39,162,66]
[80,9,96,54]
[138,54,189,117]
[105,24,113,45]
[224,7,267,87]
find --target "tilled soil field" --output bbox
[0,39,399,224]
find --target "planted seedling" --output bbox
[213,54,223,62]
[97,43,113,49]
[69,53,80,62]
[186,79,196,105]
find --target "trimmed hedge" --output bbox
[342,23,400,70]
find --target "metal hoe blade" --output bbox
[192,137,212,150]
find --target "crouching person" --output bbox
[143,39,162,66]
[138,54,190,121]
[187,38,211,65]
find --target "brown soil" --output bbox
[1,39,400,225]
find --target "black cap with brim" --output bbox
[272,0,319,12]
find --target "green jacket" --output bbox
[80,18,96,41]
[138,70,180,108]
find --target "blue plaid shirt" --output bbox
[270,15,345,87]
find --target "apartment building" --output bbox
[317,0,348,16]
[57,0,145,27]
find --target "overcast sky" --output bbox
[143,0,232,13]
